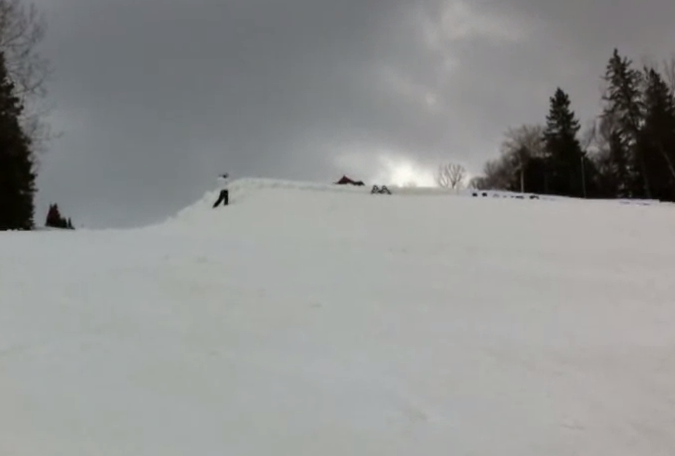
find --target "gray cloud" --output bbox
[31,0,675,227]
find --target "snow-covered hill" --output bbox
[2,178,675,455]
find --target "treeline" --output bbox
[0,0,52,231]
[0,51,36,230]
[471,49,675,202]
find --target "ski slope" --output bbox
[2,178,675,455]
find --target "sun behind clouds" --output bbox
[372,156,437,187]
[333,146,439,187]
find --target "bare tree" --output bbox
[436,162,466,189]
[499,124,545,192]
[481,155,513,190]
[580,120,597,153]
[501,124,546,158]
[468,176,486,190]
[0,0,53,154]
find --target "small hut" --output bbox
[334,175,365,186]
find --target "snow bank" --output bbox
[2,176,675,456]
[163,177,663,231]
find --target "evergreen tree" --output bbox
[607,130,633,197]
[522,155,551,194]
[638,67,675,201]
[45,203,60,227]
[588,111,631,197]
[0,51,36,230]
[543,88,587,197]
[601,49,646,197]
[45,203,76,229]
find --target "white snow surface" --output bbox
[2,178,675,455]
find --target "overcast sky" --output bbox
[31,0,675,228]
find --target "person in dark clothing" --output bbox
[213,173,230,207]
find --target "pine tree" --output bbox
[543,88,587,197]
[601,49,646,197]
[0,51,36,230]
[45,203,76,229]
[607,130,632,196]
[45,203,60,227]
[639,67,675,201]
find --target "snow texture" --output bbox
[2,178,675,455]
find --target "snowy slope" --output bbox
[2,178,675,455]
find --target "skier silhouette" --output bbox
[212,173,230,207]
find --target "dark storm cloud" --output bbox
[31,0,675,227]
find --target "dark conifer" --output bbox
[639,67,675,201]
[0,51,36,230]
[543,88,587,197]
[601,49,646,197]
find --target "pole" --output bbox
[581,155,587,198]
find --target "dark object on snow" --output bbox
[335,175,365,186]
[371,185,391,195]
[213,189,229,207]
[45,203,75,229]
